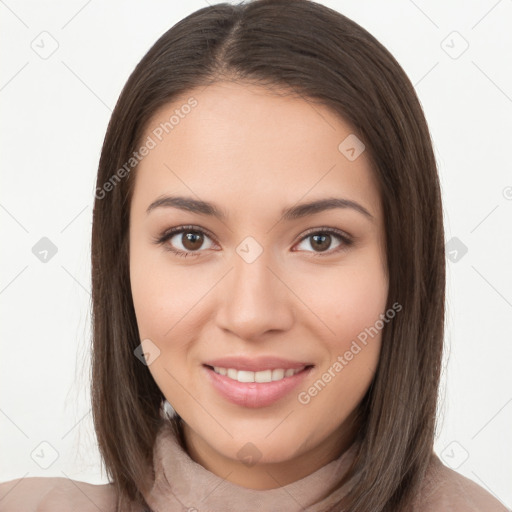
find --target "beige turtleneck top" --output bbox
[0,419,508,511]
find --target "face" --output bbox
[129,81,388,489]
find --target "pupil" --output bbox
[311,234,330,252]
[183,232,203,250]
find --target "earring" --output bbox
[160,398,178,420]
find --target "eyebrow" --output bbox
[146,195,374,222]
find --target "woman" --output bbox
[0,0,507,511]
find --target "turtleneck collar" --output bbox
[143,415,360,512]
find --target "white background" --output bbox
[1,0,511,508]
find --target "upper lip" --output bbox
[203,356,314,372]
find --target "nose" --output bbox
[214,246,294,341]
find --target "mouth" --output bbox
[202,364,315,408]
[203,364,314,384]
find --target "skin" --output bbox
[129,81,388,490]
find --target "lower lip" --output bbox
[203,365,314,408]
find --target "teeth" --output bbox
[255,369,272,383]
[212,366,305,383]
[238,370,256,383]
[272,369,285,381]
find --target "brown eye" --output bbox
[309,233,332,252]
[294,228,352,256]
[168,229,215,254]
[180,231,204,251]
[155,226,217,257]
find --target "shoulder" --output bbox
[0,476,118,512]
[418,454,509,511]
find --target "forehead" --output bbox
[133,81,381,223]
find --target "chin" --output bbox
[216,433,306,465]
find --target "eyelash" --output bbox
[153,224,353,259]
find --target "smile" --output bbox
[203,364,314,408]
[209,366,308,383]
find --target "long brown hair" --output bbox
[91,1,445,510]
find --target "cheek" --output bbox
[296,252,388,400]
[298,258,388,344]
[330,267,387,393]
[335,269,388,344]
[129,249,198,396]
[296,267,387,425]
[129,242,203,338]
[130,254,167,337]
